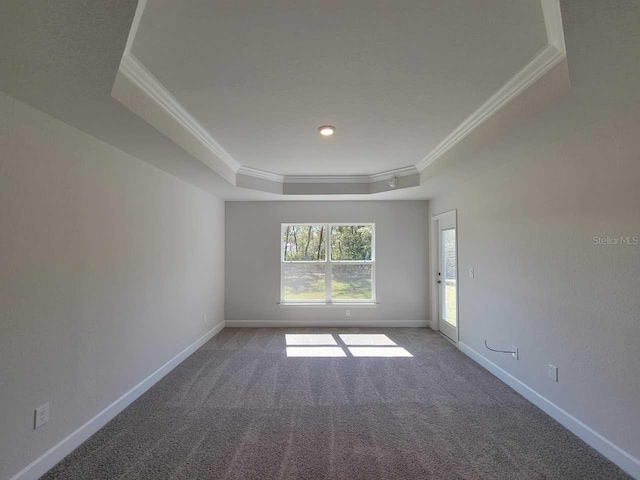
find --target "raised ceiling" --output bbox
[132,0,546,177]
[112,0,568,195]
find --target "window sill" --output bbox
[278,302,378,308]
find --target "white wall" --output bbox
[225,201,429,326]
[427,1,640,465]
[0,92,225,480]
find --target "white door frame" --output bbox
[430,209,459,343]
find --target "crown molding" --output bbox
[284,175,370,185]
[541,0,566,53]
[119,53,241,173]
[416,44,565,172]
[280,166,418,184]
[369,166,419,183]
[416,0,566,172]
[124,0,148,54]
[284,175,371,183]
[237,166,285,183]
[236,166,418,185]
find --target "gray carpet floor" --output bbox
[42,328,629,479]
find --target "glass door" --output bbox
[437,214,457,342]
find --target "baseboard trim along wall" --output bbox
[224,320,429,328]
[459,342,640,479]
[9,321,226,480]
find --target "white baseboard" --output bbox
[225,319,429,328]
[459,342,640,479]
[9,321,226,480]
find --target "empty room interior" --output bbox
[1,1,640,479]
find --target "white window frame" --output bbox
[280,223,376,305]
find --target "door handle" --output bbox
[437,280,441,284]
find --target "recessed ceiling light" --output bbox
[318,125,336,136]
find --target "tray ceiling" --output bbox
[112,0,568,195]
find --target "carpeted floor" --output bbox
[43,328,629,479]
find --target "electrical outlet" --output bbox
[202,314,206,324]
[548,364,558,382]
[512,346,519,360]
[346,310,351,317]
[34,403,49,429]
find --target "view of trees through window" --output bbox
[283,225,326,261]
[330,226,372,260]
[282,224,374,302]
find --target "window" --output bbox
[281,223,375,304]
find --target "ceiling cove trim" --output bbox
[369,166,419,183]
[237,166,285,183]
[119,52,241,173]
[237,166,418,185]
[124,0,148,54]
[416,0,566,172]
[285,175,371,185]
[541,0,566,53]
[284,166,418,184]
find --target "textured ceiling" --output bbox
[131,0,547,176]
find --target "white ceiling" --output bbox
[131,0,548,176]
